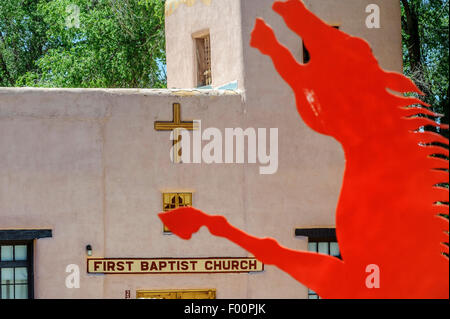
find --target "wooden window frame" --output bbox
[0,240,34,299]
[193,30,212,87]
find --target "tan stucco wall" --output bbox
[0,89,109,298]
[0,88,316,298]
[302,0,403,73]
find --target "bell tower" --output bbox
[164,0,245,90]
[164,0,402,91]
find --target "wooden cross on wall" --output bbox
[154,103,197,163]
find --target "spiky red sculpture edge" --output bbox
[159,0,449,298]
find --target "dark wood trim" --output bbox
[295,228,336,242]
[28,241,34,299]
[0,260,28,267]
[0,229,52,241]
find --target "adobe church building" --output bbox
[0,0,403,299]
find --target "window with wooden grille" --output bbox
[162,192,193,233]
[195,33,212,87]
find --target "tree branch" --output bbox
[0,37,13,86]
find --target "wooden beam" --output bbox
[0,229,52,241]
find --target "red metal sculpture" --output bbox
[159,0,449,298]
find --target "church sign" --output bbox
[87,257,264,274]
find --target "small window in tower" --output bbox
[194,32,212,87]
[302,25,340,63]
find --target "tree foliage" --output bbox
[1,0,448,101]
[401,0,449,125]
[401,1,449,253]
[0,0,166,88]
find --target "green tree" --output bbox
[401,1,449,258]
[0,0,166,88]
[0,0,48,86]
[400,0,449,125]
